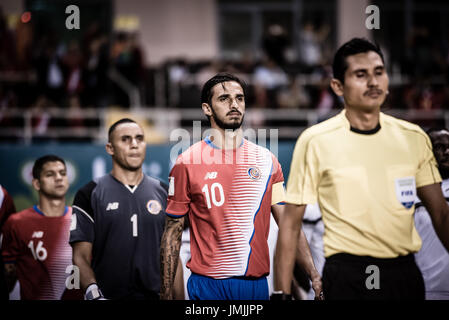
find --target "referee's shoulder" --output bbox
[382,112,427,137]
[298,112,345,142]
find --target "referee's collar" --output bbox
[350,122,381,135]
[341,109,382,135]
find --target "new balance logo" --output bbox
[32,231,44,238]
[106,202,119,211]
[204,172,218,180]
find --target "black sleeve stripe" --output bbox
[72,205,95,224]
[73,180,97,221]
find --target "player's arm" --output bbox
[160,215,185,300]
[418,183,449,253]
[173,256,185,300]
[70,181,105,300]
[272,203,323,299]
[295,228,323,299]
[72,241,97,291]
[273,203,306,295]
[3,262,17,293]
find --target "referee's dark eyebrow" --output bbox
[352,65,384,74]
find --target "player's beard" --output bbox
[210,108,244,131]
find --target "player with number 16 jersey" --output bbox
[2,206,73,299]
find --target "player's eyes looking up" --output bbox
[218,95,244,104]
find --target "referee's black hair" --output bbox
[32,155,66,180]
[108,118,137,142]
[332,38,385,83]
[201,73,247,106]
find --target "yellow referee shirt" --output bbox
[286,110,441,258]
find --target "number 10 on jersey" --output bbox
[201,183,225,209]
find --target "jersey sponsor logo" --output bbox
[395,176,416,209]
[31,231,44,238]
[106,202,119,211]
[168,176,175,196]
[204,172,218,180]
[147,200,162,215]
[247,167,261,180]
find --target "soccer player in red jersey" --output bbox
[2,155,81,300]
[160,73,322,300]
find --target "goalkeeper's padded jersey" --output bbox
[2,206,75,300]
[167,137,285,279]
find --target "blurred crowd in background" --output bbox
[1,1,449,142]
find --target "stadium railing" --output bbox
[1,107,448,144]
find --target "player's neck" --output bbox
[37,197,66,217]
[209,128,243,150]
[111,167,144,187]
[344,107,380,131]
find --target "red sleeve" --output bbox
[271,154,284,185]
[1,216,21,263]
[166,158,190,218]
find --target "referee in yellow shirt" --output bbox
[274,38,449,300]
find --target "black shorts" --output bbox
[322,253,424,300]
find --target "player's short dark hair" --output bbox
[332,38,385,83]
[32,155,66,180]
[201,73,247,106]
[108,118,137,142]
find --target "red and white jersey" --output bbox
[2,206,74,300]
[0,185,16,229]
[167,138,285,279]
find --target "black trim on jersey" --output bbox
[72,180,97,221]
[350,123,381,135]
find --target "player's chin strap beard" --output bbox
[211,113,244,131]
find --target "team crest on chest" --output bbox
[146,200,162,215]
[247,167,261,180]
